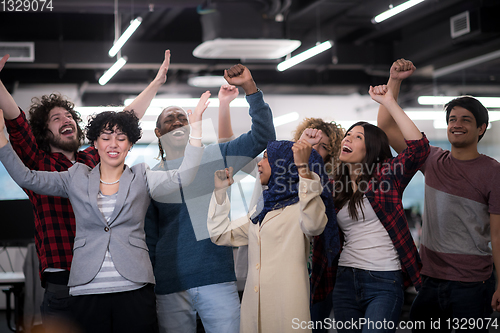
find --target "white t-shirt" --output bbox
[337,196,401,271]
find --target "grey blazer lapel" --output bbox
[106,165,133,226]
[89,164,108,227]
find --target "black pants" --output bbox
[71,284,159,333]
[41,272,81,331]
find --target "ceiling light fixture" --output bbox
[98,57,127,85]
[372,0,425,24]
[433,49,500,78]
[273,112,300,127]
[124,97,250,109]
[433,120,493,129]
[418,96,500,108]
[277,40,333,72]
[187,76,227,88]
[108,17,142,57]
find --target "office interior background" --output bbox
[0,0,499,325]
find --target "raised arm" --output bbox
[217,84,239,141]
[207,167,250,246]
[0,109,70,197]
[292,140,328,236]
[186,90,210,147]
[224,64,258,96]
[376,59,416,153]
[0,55,22,120]
[123,50,170,119]
[0,109,8,147]
[148,91,210,200]
[221,64,275,170]
[370,84,422,141]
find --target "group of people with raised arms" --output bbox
[0,50,498,333]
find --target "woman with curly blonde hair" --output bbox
[292,117,344,176]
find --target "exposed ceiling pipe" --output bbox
[265,0,282,17]
[278,0,292,16]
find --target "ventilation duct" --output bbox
[193,2,300,60]
[449,5,500,42]
[450,11,470,39]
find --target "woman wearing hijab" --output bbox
[207,139,340,333]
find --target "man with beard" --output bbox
[145,64,275,333]
[0,50,171,325]
[377,59,500,332]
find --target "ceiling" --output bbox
[1,0,500,144]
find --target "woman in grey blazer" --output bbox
[0,91,210,333]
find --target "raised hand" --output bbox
[123,50,171,119]
[214,167,234,190]
[390,58,416,81]
[224,64,258,95]
[369,85,395,106]
[0,54,9,72]
[299,128,323,146]
[186,91,210,146]
[153,50,170,85]
[187,90,211,125]
[0,109,8,147]
[218,84,239,105]
[292,140,313,179]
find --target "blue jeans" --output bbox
[156,281,240,333]
[409,274,495,332]
[311,291,333,333]
[331,267,404,333]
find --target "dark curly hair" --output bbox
[292,117,345,176]
[28,93,84,153]
[86,110,142,145]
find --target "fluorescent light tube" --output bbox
[273,112,300,127]
[418,96,500,108]
[434,49,500,78]
[188,76,227,88]
[108,17,142,57]
[277,41,333,72]
[373,0,425,23]
[98,57,127,85]
[124,97,250,108]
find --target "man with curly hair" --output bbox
[0,50,171,324]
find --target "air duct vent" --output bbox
[450,11,470,39]
[194,2,301,60]
[0,42,34,62]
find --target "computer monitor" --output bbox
[0,199,35,246]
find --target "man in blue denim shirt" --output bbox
[145,64,276,333]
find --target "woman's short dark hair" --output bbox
[445,96,489,142]
[86,110,142,145]
[28,93,84,153]
[333,121,393,220]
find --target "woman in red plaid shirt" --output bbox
[311,83,430,333]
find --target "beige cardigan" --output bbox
[207,173,328,333]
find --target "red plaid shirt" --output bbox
[311,135,430,304]
[5,110,99,285]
